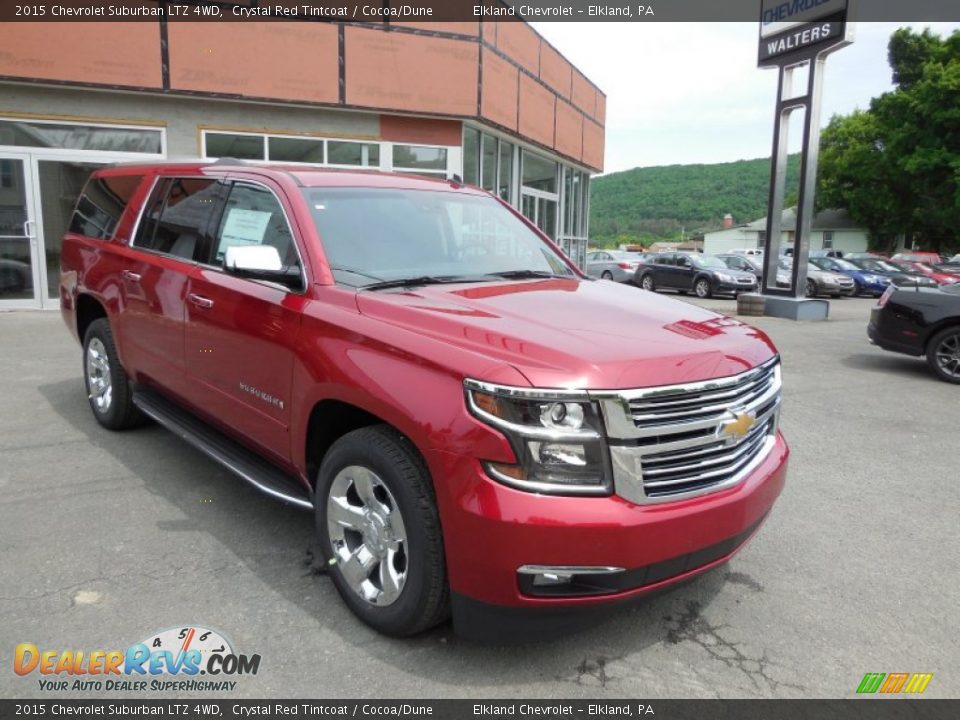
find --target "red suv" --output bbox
[60,162,788,639]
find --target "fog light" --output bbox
[530,441,587,467]
[517,565,626,597]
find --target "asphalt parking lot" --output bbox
[2,296,958,699]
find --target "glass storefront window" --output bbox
[481,133,497,192]
[393,145,447,172]
[0,120,162,154]
[269,136,325,163]
[521,151,557,193]
[462,127,479,185]
[498,140,513,202]
[205,132,265,160]
[328,141,379,167]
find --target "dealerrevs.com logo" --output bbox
[14,626,260,692]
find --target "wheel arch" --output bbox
[76,293,108,343]
[923,319,960,355]
[303,398,426,491]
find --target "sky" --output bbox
[532,22,960,175]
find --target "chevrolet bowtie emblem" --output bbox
[721,411,756,441]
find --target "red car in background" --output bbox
[892,252,944,265]
[888,260,960,286]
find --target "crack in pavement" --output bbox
[663,600,806,695]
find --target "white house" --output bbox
[703,208,869,255]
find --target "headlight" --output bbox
[716,273,735,283]
[464,380,611,495]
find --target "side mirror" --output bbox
[224,245,302,289]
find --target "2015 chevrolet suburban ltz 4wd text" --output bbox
[60,161,788,639]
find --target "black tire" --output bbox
[694,277,712,298]
[640,274,656,292]
[316,425,449,636]
[601,271,614,280]
[82,318,144,430]
[805,279,817,298]
[926,326,960,384]
[853,280,863,296]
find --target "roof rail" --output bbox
[210,157,250,166]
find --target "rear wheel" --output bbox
[316,426,449,636]
[927,327,960,384]
[601,271,614,280]
[82,318,144,430]
[640,274,656,292]
[694,278,712,298]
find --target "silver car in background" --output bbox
[585,250,643,283]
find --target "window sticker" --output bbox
[218,208,271,256]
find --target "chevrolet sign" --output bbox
[758,0,851,66]
[760,0,848,38]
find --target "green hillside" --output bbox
[589,155,800,247]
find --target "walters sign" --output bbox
[758,0,850,65]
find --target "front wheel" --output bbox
[927,327,960,384]
[83,318,144,430]
[316,426,449,636]
[805,279,817,298]
[640,274,656,292]
[694,278,712,298]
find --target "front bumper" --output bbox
[427,431,788,636]
[714,279,758,295]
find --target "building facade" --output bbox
[0,16,605,309]
[703,208,869,255]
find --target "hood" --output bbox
[355,279,777,389]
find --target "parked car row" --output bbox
[588,248,958,299]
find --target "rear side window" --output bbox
[134,177,219,261]
[68,174,142,240]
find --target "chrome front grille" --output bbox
[593,358,782,504]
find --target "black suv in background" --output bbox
[636,252,758,298]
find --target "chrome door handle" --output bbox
[122,270,142,282]
[188,293,214,309]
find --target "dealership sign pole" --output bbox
[758,0,853,318]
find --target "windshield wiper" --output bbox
[327,265,387,282]
[486,269,568,280]
[361,275,490,291]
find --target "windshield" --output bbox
[831,259,858,271]
[302,188,576,287]
[876,261,901,272]
[693,255,727,269]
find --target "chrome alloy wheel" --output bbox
[934,333,960,379]
[86,338,112,413]
[327,465,408,607]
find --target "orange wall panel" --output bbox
[480,48,519,131]
[393,22,479,36]
[495,22,539,75]
[582,118,604,172]
[168,22,338,103]
[571,70,596,117]
[554,100,583,162]
[596,93,607,124]
[518,73,554,149]
[0,23,161,88]
[380,116,462,146]
[539,43,571,99]
[345,28,478,116]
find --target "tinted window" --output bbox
[134,177,219,260]
[68,174,142,239]
[213,183,300,273]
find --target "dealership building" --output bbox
[0,17,605,309]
